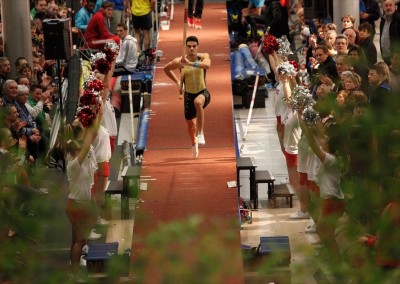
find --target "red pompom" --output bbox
[289,60,299,72]
[77,107,97,127]
[80,90,99,106]
[86,79,105,93]
[94,58,111,74]
[262,34,279,55]
[103,42,120,62]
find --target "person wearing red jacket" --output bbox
[84,1,120,49]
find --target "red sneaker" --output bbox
[194,18,202,29]
[188,17,194,27]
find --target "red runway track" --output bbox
[130,2,244,282]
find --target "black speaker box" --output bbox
[304,0,328,19]
[43,18,73,60]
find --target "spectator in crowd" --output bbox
[0,37,4,57]
[14,57,29,75]
[347,45,369,85]
[380,0,400,65]
[30,0,47,20]
[358,22,378,67]
[2,80,18,106]
[58,5,69,19]
[388,50,400,92]
[84,1,120,49]
[334,34,349,57]
[360,0,381,38]
[130,0,155,52]
[341,14,356,33]
[108,0,127,34]
[18,64,36,84]
[75,0,96,33]
[343,28,358,48]
[113,23,138,76]
[325,30,337,47]
[15,76,31,89]
[46,2,60,19]
[0,57,11,97]
[367,62,392,114]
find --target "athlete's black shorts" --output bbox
[184,89,211,120]
[132,12,152,30]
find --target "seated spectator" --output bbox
[75,0,96,33]
[113,23,138,76]
[2,80,18,106]
[84,1,120,49]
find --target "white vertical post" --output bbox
[128,75,136,143]
[333,0,359,30]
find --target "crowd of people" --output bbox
[238,0,400,279]
[0,0,141,279]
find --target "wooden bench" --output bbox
[105,165,141,220]
[255,170,275,201]
[271,184,294,208]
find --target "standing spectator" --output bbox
[367,62,391,109]
[360,0,381,38]
[75,0,96,33]
[130,0,155,52]
[113,22,138,76]
[0,57,11,97]
[341,14,356,33]
[389,50,400,92]
[84,1,120,49]
[30,0,47,20]
[380,0,400,65]
[263,0,289,38]
[108,0,128,34]
[358,22,378,67]
[188,0,204,29]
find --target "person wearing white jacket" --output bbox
[113,22,138,76]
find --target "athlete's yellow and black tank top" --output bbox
[182,55,206,94]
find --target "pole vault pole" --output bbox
[180,0,188,92]
[243,71,260,141]
[182,0,188,57]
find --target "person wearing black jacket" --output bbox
[360,0,381,38]
[247,0,289,41]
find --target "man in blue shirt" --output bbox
[75,0,96,33]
